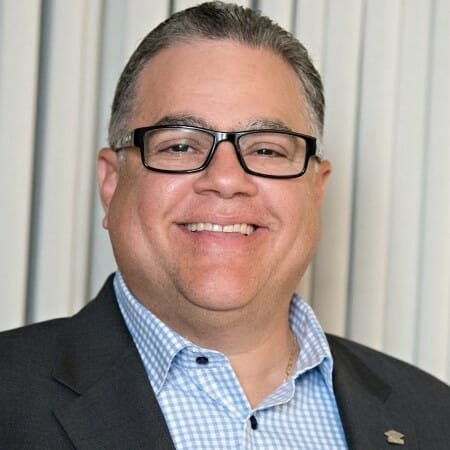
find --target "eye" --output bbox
[145,129,213,159]
[244,144,289,158]
[253,147,286,157]
[152,140,201,155]
[162,143,191,153]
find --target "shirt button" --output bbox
[196,356,209,365]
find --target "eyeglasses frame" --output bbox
[112,124,320,179]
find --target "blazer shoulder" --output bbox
[327,333,450,406]
[328,334,449,386]
[0,274,117,375]
[0,318,69,373]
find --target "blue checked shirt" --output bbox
[114,272,348,449]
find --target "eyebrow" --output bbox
[245,119,293,132]
[152,115,294,132]
[153,115,213,129]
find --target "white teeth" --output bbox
[185,222,255,235]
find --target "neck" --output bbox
[164,298,297,407]
[124,272,300,406]
[176,306,297,408]
[227,325,298,407]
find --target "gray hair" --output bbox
[108,1,324,147]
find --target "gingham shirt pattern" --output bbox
[114,272,348,449]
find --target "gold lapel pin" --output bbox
[384,429,405,445]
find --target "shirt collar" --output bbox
[114,272,334,395]
[114,272,188,394]
[289,294,334,393]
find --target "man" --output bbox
[1,2,449,449]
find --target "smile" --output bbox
[184,222,256,235]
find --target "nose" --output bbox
[192,141,258,198]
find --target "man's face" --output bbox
[98,40,330,333]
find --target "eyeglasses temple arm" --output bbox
[112,131,135,151]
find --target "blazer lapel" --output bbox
[328,335,418,450]
[51,277,176,450]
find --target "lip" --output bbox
[176,214,265,228]
[183,222,256,235]
[177,223,264,243]
[175,217,266,243]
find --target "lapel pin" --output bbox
[384,429,405,445]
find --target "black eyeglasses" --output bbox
[112,125,320,179]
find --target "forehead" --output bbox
[131,39,310,133]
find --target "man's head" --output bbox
[108,1,324,149]
[98,2,331,339]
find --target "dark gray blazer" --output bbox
[1,276,449,449]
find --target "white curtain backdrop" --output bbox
[1,0,449,383]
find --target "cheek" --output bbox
[284,185,322,251]
[106,176,150,246]
[111,175,188,244]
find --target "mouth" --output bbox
[183,222,256,236]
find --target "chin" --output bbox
[178,275,259,313]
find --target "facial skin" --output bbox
[98,40,331,349]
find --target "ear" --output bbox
[314,159,332,204]
[97,148,120,229]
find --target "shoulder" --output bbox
[327,334,450,410]
[327,335,450,447]
[0,318,68,375]
[327,334,448,380]
[0,318,72,444]
[0,274,117,376]
[0,276,123,443]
